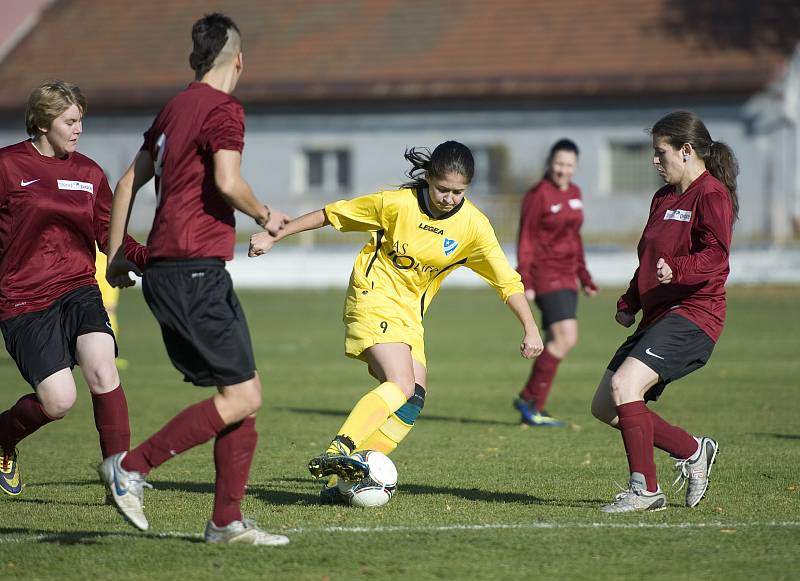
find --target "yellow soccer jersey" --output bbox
[325,188,523,324]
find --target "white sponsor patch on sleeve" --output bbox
[57,179,94,193]
[568,198,583,209]
[663,209,692,222]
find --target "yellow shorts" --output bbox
[343,287,426,367]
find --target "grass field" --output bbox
[1,286,798,580]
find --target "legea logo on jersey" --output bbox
[568,198,583,209]
[443,238,459,256]
[663,209,692,222]
[418,222,444,236]
[57,180,93,194]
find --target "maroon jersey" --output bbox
[142,82,245,260]
[516,178,594,294]
[618,171,733,342]
[0,141,148,320]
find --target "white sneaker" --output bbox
[98,451,152,531]
[673,437,719,508]
[600,472,667,513]
[204,517,289,546]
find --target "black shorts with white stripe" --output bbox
[607,313,715,401]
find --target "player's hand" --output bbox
[524,288,535,302]
[656,257,673,284]
[615,309,635,327]
[249,231,276,257]
[106,253,142,289]
[264,208,291,237]
[582,281,599,297]
[520,329,544,359]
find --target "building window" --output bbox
[467,144,508,196]
[303,148,350,194]
[609,142,662,193]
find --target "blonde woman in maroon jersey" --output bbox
[514,139,598,427]
[590,111,739,513]
[0,81,147,497]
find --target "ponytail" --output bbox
[651,111,739,224]
[707,141,739,222]
[401,147,432,190]
[400,141,475,190]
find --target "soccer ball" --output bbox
[337,450,397,507]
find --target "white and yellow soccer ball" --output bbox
[337,450,398,507]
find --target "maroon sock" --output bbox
[0,394,57,449]
[519,348,561,410]
[91,385,131,458]
[212,416,258,527]
[650,409,698,459]
[616,401,658,492]
[122,398,226,475]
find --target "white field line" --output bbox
[2,521,800,543]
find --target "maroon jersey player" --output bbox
[591,111,738,513]
[99,14,289,545]
[0,81,147,497]
[514,139,597,427]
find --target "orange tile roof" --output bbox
[0,0,796,111]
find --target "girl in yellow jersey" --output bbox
[249,141,544,500]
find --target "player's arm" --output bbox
[616,267,640,327]
[468,221,543,358]
[249,193,385,257]
[107,150,155,288]
[213,149,287,234]
[516,190,540,300]
[656,190,732,286]
[507,292,544,359]
[248,209,329,256]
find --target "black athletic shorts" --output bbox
[535,289,578,329]
[607,313,715,402]
[0,285,116,388]
[143,259,256,387]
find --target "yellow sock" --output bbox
[326,382,407,454]
[359,414,414,455]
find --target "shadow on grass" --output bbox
[752,433,800,440]
[400,482,605,508]
[0,527,203,545]
[277,406,517,427]
[5,496,105,508]
[149,479,320,506]
[263,477,604,508]
[27,478,100,488]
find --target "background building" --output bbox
[1,0,799,246]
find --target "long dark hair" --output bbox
[189,13,241,79]
[651,111,739,222]
[401,141,475,190]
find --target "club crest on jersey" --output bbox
[443,238,459,256]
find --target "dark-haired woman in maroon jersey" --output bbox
[0,81,147,496]
[514,139,597,427]
[590,111,739,513]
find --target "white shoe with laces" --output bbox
[97,451,152,531]
[204,517,289,546]
[600,472,667,513]
[672,437,719,508]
